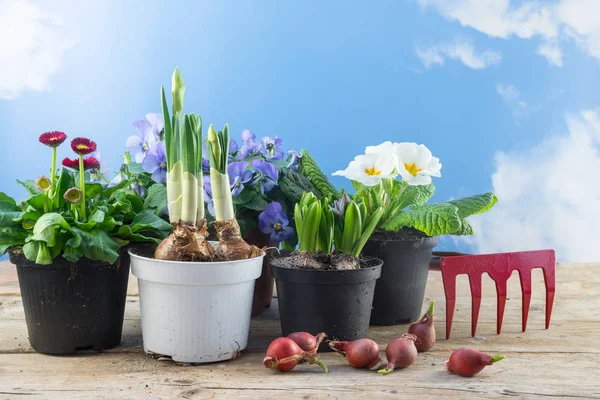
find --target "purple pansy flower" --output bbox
[202,158,211,174]
[142,141,167,183]
[126,113,162,163]
[229,139,239,154]
[203,176,215,217]
[258,202,294,243]
[239,129,263,158]
[228,161,253,196]
[261,136,284,160]
[251,159,278,194]
[287,150,302,170]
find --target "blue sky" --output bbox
[1,0,599,261]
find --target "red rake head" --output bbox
[431,250,555,339]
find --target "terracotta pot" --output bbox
[245,230,274,316]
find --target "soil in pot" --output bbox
[362,229,439,325]
[271,252,382,352]
[9,248,130,354]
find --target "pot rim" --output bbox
[128,248,265,266]
[269,256,383,284]
[9,248,128,269]
[368,232,440,243]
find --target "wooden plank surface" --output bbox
[1,260,599,400]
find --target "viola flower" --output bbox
[87,152,110,183]
[332,153,397,187]
[229,139,239,154]
[202,158,211,174]
[239,129,263,158]
[62,157,80,169]
[39,131,67,147]
[228,161,253,196]
[287,150,302,170]
[71,137,97,155]
[35,176,52,193]
[394,142,442,185]
[203,176,215,217]
[142,141,167,183]
[258,202,294,243]
[64,187,83,204]
[126,115,160,163]
[261,136,284,160]
[251,159,278,194]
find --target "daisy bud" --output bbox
[35,176,52,192]
[64,187,83,204]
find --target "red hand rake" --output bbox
[430,250,556,339]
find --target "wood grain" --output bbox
[1,260,599,399]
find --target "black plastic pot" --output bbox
[363,234,439,325]
[270,256,382,352]
[9,250,130,354]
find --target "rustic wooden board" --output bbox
[1,260,599,399]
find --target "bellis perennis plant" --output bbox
[333,142,497,237]
[0,132,171,265]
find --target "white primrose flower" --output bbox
[333,153,398,186]
[394,142,442,185]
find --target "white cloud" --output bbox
[496,83,539,120]
[0,0,77,100]
[464,109,600,263]
[416,38,502,69]
[418,0,600,65]
[537,41,563,66]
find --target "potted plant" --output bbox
[128,68,266,363]
[333,141,497,325]
[0,133,171,354]
[270,191,383,351]
[123,111,318,316]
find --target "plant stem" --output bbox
[78,155,86,221]
[48,147,57,211]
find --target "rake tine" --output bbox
[494,278,508,335]
[518,269,532,332]
[440,266,456,340]
[469,273,482,337]
[542,264,556,329]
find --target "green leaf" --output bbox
[25,193,48,212]
[454,219,475,235]
[85,182,104,200]
[386,183,435,216]
[62,245,83,262]
[144,184,168,214]
[382,203,461,237]
[74,208,106,231]
[127,162,146,175]
[129,210,172,233]
[69,227,123,264]
[351,206,384,257]
[116,225,163,244]
[0,193,17,205]
[340,202,362,254]
[279,169,320,205]
[32,213,70,247]
[447,193,498,218]
[232,190,256,205]
[0,200,24,227]
[300,150,340,200]
[16,180,41,196]
[299,202,322,252]
[242,196,268,212]
[23,241,53,265]
[0,227,29,253]
[53,168,75,209]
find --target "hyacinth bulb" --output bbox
[39,131,67,147]
[71,137,97,155]
[35,176,52,193]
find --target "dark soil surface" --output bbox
[271,251,380,271]
[369,228,430,242]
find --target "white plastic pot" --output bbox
[129,250,264,363]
